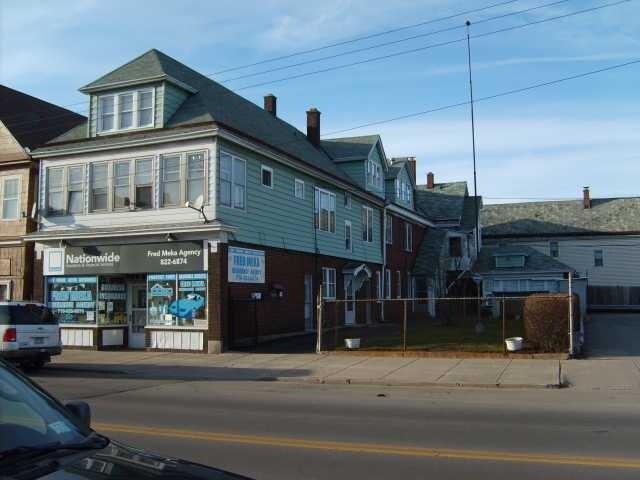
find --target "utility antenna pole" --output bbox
[466,20,483,334]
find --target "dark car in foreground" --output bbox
[0,358,252,479]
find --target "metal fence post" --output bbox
[403,299,407,352]
[568,271,574,356]
[316,284,323,354]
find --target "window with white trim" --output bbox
[219,152,246,209]
[295,178,305,199]
[0,281,10,301]
[67,166,85,215]
[376,271,382,299]
[46,165,85,216]
[385,213,392,244]
[113,161,130,209]
[345,220,352,251]
[396,270,402,298]
[97,88,154,133]
[322,267,336,299]
[161,154,181,207]
[404,221,412,252]
[367,159,382,189]
[314,187,336,233]
[186,151,205,204]
[134,158,153,209]
[362,206,373,242]
[344,192,351,209]
[385,269,391,299]
[261,165,273,188]
[594,249,604,267]
[1,176,20,220]
[46,168,65,216]
[90,163,108,212]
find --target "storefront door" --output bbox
[129,284,147,348]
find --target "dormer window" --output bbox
[97,88,154,133]
[495,254,526,268]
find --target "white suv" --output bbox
[0,302,61,369]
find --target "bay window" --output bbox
[67,166,85,215]
[1,177,20,220]
[314,187,336,233]
[187,152,205,203]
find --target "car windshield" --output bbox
[0,362,90,455]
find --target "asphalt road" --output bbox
[29,369,640,480]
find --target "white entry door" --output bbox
[344,278,355,326]
[128,284,147,348]
[304,274,313,331]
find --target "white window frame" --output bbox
[322,267,336,299]
[396,270,402,299]
[219,151,246,210]
[376,271,382,300]
[46,165,86,216]
[0,176,21,220]
[113,160,131,210]
[344,192,351,209]
[133,157,154,210]
[0,280,11,301]
[261,165,274,189]
[160,153,182,207]
[344,220,352,252]
[314,187,336,233]
[385,213,392,245]
[385,269,392,299]
[295,178,305,199]
[404,221,412,252]
[89,163,109,212]
[362,206,373,243]
[97,87,155,134]
[594,249,604,267]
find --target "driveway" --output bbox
[584,313,640,357]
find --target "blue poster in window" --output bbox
[228,247,265,283]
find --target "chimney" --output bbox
[406,157,416,183]
[306,108,321,147]
[427,172,435,189]
[264,94,277,116]
[583,186,591,209]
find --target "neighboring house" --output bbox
[0,85,85,301]
[481,188,640,310]
[474,244,586,318]
[27,49,432,353]
[412,172,482,299]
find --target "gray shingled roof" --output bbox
[35,50,357,186]
[413,228,447,276]
[481,197,640,237]
[321,135,379,161]
[414,182,468,223]
[474,245,574,275]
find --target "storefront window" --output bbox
[147,273,207,327]
[47,277,97,324]
[97,277,127,325]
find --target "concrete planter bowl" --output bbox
[505,337,524,352]
[344,338,361,350]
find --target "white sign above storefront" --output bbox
[228,247,265,283]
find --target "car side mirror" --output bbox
[65,401,91,428]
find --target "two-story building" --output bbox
[28,49,441,352]
[481,188,640,310]
[0,85,85,301]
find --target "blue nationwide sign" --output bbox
[44,242,205,275]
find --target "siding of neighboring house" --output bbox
[216,139,382,264]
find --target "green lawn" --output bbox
[327,315,525,353]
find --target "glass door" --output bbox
[128,284,147,348]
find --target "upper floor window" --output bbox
[295,179,305,199]
[449,236,462,257]
[90,163,108,212]
[345,220,352,251]
[97,88,154,134]
[134,159,153,209]
[362,206,373,243]
[314,187,336,233]
[46,165,84,216]
[161,154,181,207]
[261,165,273,188]
[495,254,526,268]
[1,177,20,220]
[395,178,412,203]
[404,221,412,252]
[550,241,559,258]
[367,159,382,189]
[385,213,392,244]
[594,249,604,267]
[220,152,246,209]
[344,192,351,209]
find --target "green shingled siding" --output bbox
[216,139,382,264]
[163,82,189,125]
[339,161,365,187]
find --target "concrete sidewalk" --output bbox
[48,350,563,389]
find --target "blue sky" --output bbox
[1,0,638,203]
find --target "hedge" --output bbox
[523,293,580,352]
